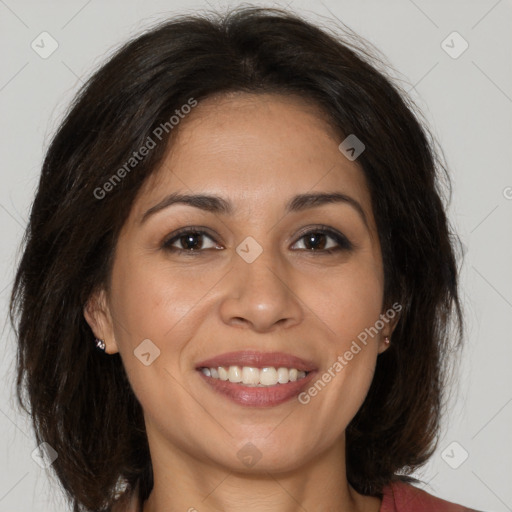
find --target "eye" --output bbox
[291,226,353,254]
[162,225,353,256]
[162,228,221,254]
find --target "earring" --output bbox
[384,336,390,345]
[95,338,106,351]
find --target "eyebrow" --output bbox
[140,191,369,228]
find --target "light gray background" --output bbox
[1,0,511,510]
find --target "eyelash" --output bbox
[162,225,354,256]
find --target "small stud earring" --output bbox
[95,338,106,351]
[384,336,390,345]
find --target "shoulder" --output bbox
[380,480,481,512]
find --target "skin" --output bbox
[84,92,399,512]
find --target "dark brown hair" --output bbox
[9,6,464,511]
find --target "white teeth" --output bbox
[201,365,309,386]
[242,366,259,385]
[277,367,289,383]
[260,367,278,386]
[228,366,242,383]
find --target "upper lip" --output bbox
[195,350,318,372]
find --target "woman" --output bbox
[10,6,478,512]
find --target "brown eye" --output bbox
[163,229,221,253]
[297,232,332,250]
[291,227,353,253]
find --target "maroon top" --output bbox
[381,481,479,511]
[115,480,479,511]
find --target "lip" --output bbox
[195,350,318,372]
[197,369,318,407]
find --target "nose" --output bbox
[218,245,304,333]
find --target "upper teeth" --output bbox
[201,366,308,386]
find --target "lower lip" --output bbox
[197,370,317,407]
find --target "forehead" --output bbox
[134,92,373,221]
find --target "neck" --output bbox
[141,430,381,512]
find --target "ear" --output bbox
[377,306,401,354]
[83,288,119,354]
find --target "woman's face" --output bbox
[86,92,394,474]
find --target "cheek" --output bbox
[108,251,230,400]
[307,262,384,347]
[107,254,204,419]
[296,262,383,420]
[110,253,214,343]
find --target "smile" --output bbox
[197,367,317,407]
[200,365,309,386]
